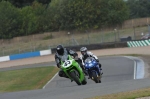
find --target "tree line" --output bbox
[0,0,150,39]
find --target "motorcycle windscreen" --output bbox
[85,57,94,63]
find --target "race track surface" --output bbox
[1,56,149,99]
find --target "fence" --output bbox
[0,18,150,56]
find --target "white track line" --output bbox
[43,72,58,89]
[123,56,137,79]
[123,56,145,79]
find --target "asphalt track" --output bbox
[0,56,150,99]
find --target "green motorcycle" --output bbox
[60,55,87,85]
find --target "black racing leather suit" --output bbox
[55,48,83,78]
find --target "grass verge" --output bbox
[0,66,59,93]
[86,87,150,99]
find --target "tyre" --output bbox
[99,75,102,83]
[99,80,101,83]
[82,77,87,85]
[91,71,99,83]
[69,71,81,85]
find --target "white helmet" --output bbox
[80,47,87,55]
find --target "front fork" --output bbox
[96,65,101,76]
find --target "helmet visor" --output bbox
[81,51,86,55]
[57,48,64,55]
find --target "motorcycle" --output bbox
[61,55,87,85]
[84,57,102,83]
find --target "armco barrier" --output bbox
[0,56,10,62]
[127,39,150,47]
[10,51,40,60]
[0,49,52,62]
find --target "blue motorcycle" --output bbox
[84,57,102,83]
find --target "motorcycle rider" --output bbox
[79,47,103,75]
[55,45,85,79]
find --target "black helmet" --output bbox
[56,45,64,55]
[80,47,87,56]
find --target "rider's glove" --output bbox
[74,55,78,60]
[96,59,99,62]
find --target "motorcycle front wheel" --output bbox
[91,71,99,83]
[69,70,81,85]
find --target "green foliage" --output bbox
[31,1,48,32]
[127,0,150,19]
[3,0,34,8]
[19,1,47,36]
[0,0,130,38]
[19,6,38,35]
[0,1,21,39]
[103,0,129,25]
[47,0,62,30]
[49,0,129,30]
[1,0,51,8]
[36,0,51,5]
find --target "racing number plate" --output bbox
[63,60,71,67]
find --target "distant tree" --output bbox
[101,0,129,26]
[18,1,48,35]
[31,1,48,32]
[36,0,51,5]
[0,1,21,39]
[127,0,150,18]
[48,0,129,31]
[1,0,51,8]
[4,0,34,8]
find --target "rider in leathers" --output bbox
[79,47,102,73]
[55,45,84,79]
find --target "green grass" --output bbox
[86,87,150,99]
[0,66,59,92]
